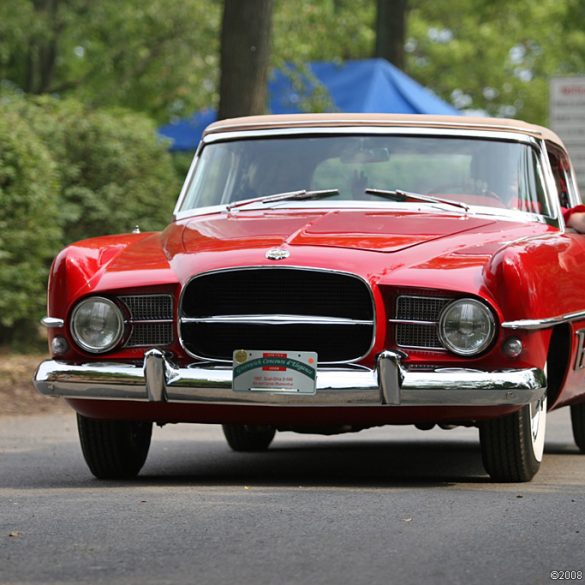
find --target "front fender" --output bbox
[47,232,156,319]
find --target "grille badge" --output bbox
[265,248,290,260]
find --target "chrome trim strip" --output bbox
[177,266,377,365]
[173,142,202,218]
[203,125,541,143]
[388,319,437,326]
[34,349,546,407]
[396,343,448,352]
[396,294,452,303]
[502,309,585,331]
[174,201,549,223]
[128,319,174,325]
[41,317,64,329]
[181,314,374,326]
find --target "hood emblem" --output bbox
[266,248,290,261]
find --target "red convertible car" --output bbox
[35,113,585,482]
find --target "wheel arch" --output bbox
[546,323,572,408]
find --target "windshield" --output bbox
[179,135,552,217]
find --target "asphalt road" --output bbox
[1,408,584,585]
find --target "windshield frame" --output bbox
[173,127,562,227]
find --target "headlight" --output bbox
[438,298,495,356]
[70,297,124,353]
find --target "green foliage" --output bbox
[0,110,61,340]
[0,94,181,346]
[3,0,585,125]
[0,0,221,121]
[273,0,374,63]
[61,109,180,242]
[1,95,181,243]
[407,0,582,124]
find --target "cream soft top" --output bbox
[204,113,564,147]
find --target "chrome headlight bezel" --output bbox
[70,296,124,354]
[438,298,496,356]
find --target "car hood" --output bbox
[81,207,554,305]
[179,209,496,254]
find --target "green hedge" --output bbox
[3,96,181,243]
[0,110,61,345]
[0,95,183,347]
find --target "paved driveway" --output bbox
[1,409,584,585]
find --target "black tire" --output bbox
[77,414,152,479]
[222,424,276,452]
[571,402,585,452]
[479,397,547,483]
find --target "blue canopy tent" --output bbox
[159,58,459,151]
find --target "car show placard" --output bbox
[232,350,318,394]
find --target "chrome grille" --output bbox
[180,268,374,363]
[126,322,174,348]
[119,295,173,320]
[396,296,449,322]
[119,295,174,348]
[396,323,443,349]
[393,295,451,351]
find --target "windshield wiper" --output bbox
[226,189,340,212]
[365,188,469,213]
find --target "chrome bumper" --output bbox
[34,350,547,407]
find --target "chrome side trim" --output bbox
[34,349,546,407]
[181,314,374,326]
[502,310,585,331]
[41,317,64,329]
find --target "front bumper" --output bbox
[34,350,546,407]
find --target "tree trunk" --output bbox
[24,0,61,93]
[374,0,408,70]
[218,0,274,120]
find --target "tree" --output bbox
[4,0,585,128]
[0,0,221,121]
[273,0,373,64]
[374,0,409,70]
[407,0,581,124]
[218,0,274,120]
